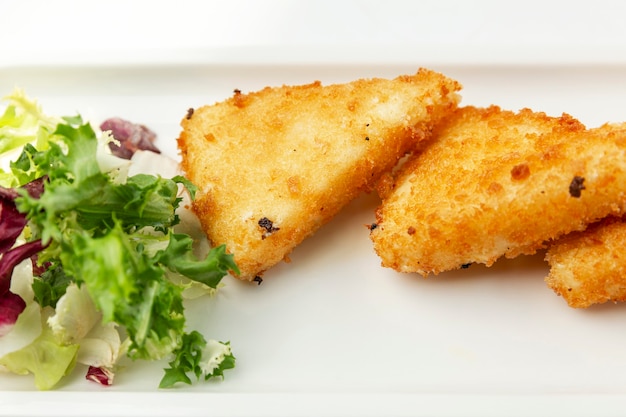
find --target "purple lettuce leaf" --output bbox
[0,187,26,255]
[0,178,48,332]
[0,178,45,254]
[100,117,160,159]
[86,366,114,386]
[0,290,26,337]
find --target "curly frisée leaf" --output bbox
[0,89,60,159]
[59,222,186,360]
[201,339,235,379]
[159,332,235,388]
[158,237,239,288]
[31,263,72,309]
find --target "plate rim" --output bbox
[3,44,626,69]
[2,50,626,417]
[0,391,622,417]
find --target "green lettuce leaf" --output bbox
[58,223,183,360]
[0,89,59,158]
[31,263,72,308]
[0,309,79,390]
[158,236,239,288]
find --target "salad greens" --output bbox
[0,89,238,389]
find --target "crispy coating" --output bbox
[370,106,626,276]
[546,216,626,308]
[178,69,462,280]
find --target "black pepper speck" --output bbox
[258,217,280,239]
[569,176,586,198]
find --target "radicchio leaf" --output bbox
[0,291,26,336]
[0,240,45,296]
[100,117,160,159]
[0,178,45,254]
[0,186,27,255]
[86,365,114,386]
[0,240,45,335]
[0,177,47,331]
[0,178,47,294]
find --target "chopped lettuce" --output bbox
[0,89,238,389]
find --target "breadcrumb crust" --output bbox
[371,106,626,276]
[178,69,461,280]
[546,216,626,308]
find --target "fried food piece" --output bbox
[370,106,626,276]
[546,216,626,308]
[178,69,462,280]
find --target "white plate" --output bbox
[1,48,626,417]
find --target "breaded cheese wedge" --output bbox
[370,106,626,276]
[546,216,626,308]
[178,69,462,280]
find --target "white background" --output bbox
[1,0,626,63]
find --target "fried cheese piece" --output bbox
[546,216,626,308]
[370,106,626,276]
[178,69,462,280]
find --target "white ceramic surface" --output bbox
[2,1,626,415]
[0,57,625,416]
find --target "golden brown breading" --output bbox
[178,69,462,280]
[370,106,626,276]
[546,216,626,308]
